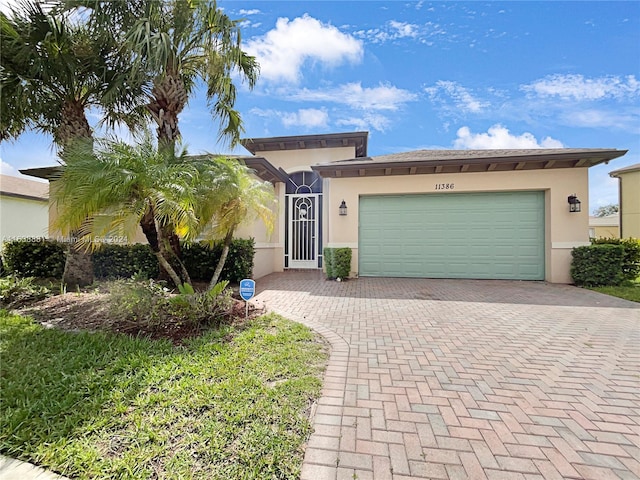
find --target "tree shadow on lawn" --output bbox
[0,313,177,476]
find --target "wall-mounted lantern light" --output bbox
[339,200,348,216]
[568,194,581,213]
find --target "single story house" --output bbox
[588,214,620,239]
[236,131,627,284]
[22,131,628,284]
[0,174,49,249]
[609,163,640,239]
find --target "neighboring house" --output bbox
[610,163,640,239]
[0,174,49,249]
[22,131,628,283]
[588,214,620,239]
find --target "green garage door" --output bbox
[359,191,545,280]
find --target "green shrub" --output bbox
[571,244,625,286]
[182,239,255,283]
[1,238,255,284]
[591,237,640,281]
[1,239,66,279]
[323,248,335,279]
[0,276,53,308]
[107,279,232,331]
[92,243,158,280]
[323,247,352,280]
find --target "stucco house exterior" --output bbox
[0,174,49,249]
[237,132,627,284]
[609,163,640,239]
[588,214,620,239]
[21,131,628,284]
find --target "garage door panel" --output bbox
[359,191,544,280]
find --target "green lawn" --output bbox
[0,311,327,479]
[590,283,640,303]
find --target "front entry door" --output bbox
[288,194,319,268]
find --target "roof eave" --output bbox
[19,166,63,181]
[241,131,369,158]
[312,150,628,178]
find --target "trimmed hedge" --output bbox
[323,247,352,280]
[1,238,255,283]
[571,244,625,287]
[182,239,255,283]
[590,237,640,281]
[92,244,158,280]
[1,239,66,279]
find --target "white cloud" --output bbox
[282,108,329,129]
[249,107,329,129]
[245,14,363,84]
[425,81,488,113]
[354,20,445,44]
[337,113,391,132]
[453,125,564,149]
[522,74,640,101]
[563,108,640,131]
[0,159,18,175]
[289,82,417,111]
[238,9,261,15]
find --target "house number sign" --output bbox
[435,183,455,190]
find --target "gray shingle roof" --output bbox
[0,174,49,200]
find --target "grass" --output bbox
[0,310,328,479]
[590,282,640,303]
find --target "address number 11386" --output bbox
[435,183,454,190]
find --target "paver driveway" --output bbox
[254,272,640,480]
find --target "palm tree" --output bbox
[63,0,260,277]
[0,1,140,148]
[52,135,201,287]
[128,1,259,150]
[191,158,276,289]
[0,1,140,287]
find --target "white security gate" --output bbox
[288,194,319,268]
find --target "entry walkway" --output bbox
[0,456,70,480]
[255,272,640,480]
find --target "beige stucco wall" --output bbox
[244,146,358,278]
[618,170,640,239]
[589,225,620,239]
[257,147,356,174]
[323,167,589,284]
[0,195,49,248]
[235,181,284,279]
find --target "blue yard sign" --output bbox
[239,279,255,301]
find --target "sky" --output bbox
[1,1,639,214]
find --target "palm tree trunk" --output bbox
[140,210,190,286]
[62,240,94,289]
[60,100,94,288]
[153,215,183,288]
[209,230,234,290]
[148,72,187,151]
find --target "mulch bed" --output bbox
[15,289,265,344]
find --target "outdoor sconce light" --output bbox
[339,200,348,216]
[568,194,581,213]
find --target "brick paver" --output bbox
[255,272,640,480]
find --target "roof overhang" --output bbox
[312,149,628,178]
[241,131,368,158]
[240,156,289,183]
[609,162,640,177]
[19,166,63,181]
[0,191,48,202]
[20,159,290,185]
